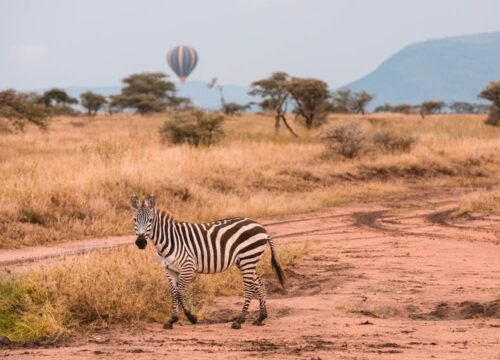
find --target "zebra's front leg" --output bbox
[163,268,180,330]
[177,264,198,324]
[232,266,257,329]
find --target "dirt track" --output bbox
[1,189,500,359]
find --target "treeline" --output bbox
[0,71,499,132]
[374,101,491,117]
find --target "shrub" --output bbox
[321,122,418,158]
[320,122,366,158]
[373,132,416,153]
[159,110,225,146]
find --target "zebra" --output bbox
[130,196,286,330]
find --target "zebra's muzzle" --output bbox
[135,235,147,250]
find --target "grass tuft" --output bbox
[0,243,307,342]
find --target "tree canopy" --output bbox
[0,90,51,131]
[80,91,107,116]
[111,72,177,114]
[41,88,78,107]
[419,101,445,118]
[479,82,500,126]
[287,78,330,129]
[249,72,298,136]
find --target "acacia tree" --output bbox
[330,89,374,115]
[287,78,330,129]
[419,101,445,118]
[168,96,193,111]
[80,91,107,116]
[351,91,375,115]
[40,88,78,107]
[111,72,177,114]
[221,102,250,116]
[0,90,51,131]
[449,101,475,114]
[374,103,414,114]
[249,72,298,137]
[330,89,355,113]
[479,82,500,126]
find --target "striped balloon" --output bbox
[167,46,198,83]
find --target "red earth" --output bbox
[1,189,499,359]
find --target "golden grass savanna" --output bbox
[0,243,307,342]
[0,113,499,248]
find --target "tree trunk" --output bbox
[305,115,313,129]
[274,114,280,136]
[280,114,299,137]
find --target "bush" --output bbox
[373,132,416,153]
[320,122,366,158]
[321,122,418,158]
[159,110,225,146]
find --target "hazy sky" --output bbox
[1,0,499,89]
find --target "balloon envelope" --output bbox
[167,46,198,83]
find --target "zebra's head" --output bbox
[130,195,155,250]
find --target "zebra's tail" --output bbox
[268,236,286,289]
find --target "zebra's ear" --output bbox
[130,196,141,209]
[145,195,155,208]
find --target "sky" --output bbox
[1,0,499,90]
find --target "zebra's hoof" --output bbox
[252,319,265,326]
[187,314,197,324]
[163,322,174,330]
[231,321,242,330]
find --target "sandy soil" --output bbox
[1,189,500,359]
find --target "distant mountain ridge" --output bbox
[345,32,500,106]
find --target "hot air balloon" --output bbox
[167,46,198,83]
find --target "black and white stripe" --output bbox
[131,196,285,330]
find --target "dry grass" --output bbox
[0,113,499,248]
[454,190,500,216]
[0,243,306,342]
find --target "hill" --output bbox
[345,32,500,106]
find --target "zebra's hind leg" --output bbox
[232,265,257,330]
[252,275,268,326]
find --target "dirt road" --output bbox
[1,189,500,359]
